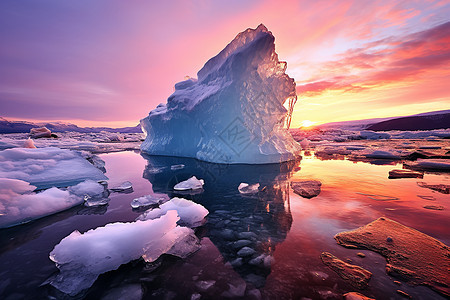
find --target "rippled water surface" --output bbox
[0,150,448,299]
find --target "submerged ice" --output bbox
[140,24,301,164]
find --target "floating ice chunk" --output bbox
[110,181,133,192]
[238,183,260,194]
[174,176,204,191]
[49,211,191,296]
[405,159,450,171]
[30,126,52,138]
[362,150,402,160]
[69,180,105,197]
[130,194,169,208]
[137,198,208,227]
[0,178,83,228]
[23,138,36,148]
[0,147,108,189]
[140,24,301,164]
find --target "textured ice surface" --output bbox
[137,197,209,227]
[0,147,107,189]
[174,176,204,190]
[130,194,169,208]
[0,178,85,228]
[49,211,197,296]
[140,24,301,164]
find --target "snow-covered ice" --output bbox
[0,178,87,228]
[0,147,108,189]
[140,24,301,164]
[238,183,260,194]
[174,176,205,191]
[49,211,199,295]
[137,197,209,227]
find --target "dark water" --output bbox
[0,150,448,299]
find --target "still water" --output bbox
[0,150,448,299]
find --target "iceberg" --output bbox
[140,24,301,164]
[0,147,108,189]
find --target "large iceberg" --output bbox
[140,24,301,164]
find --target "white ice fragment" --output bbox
[140,24,301,164]
[0,147,108,189]
[130,194,169,209]
[137,197,208,227]
[49,211,188,296]
[174,176,204,191]
[30,127,52,138]
[0,178,83,228]
[110,181,133,192]
[238,183,260,194]
[23,138,36,148]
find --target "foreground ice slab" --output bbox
[49,211,198,296]
[0,147,107,189]
[140,24,301,164]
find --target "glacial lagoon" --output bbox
[0,147,449,299]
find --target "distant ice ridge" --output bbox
[0,147,107,189]
[140,24,301,164]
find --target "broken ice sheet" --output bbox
[49,211,200,296]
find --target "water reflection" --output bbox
[141,154,300,287]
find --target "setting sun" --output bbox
[300,120,316,128]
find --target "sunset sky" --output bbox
[0,0,449,128]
